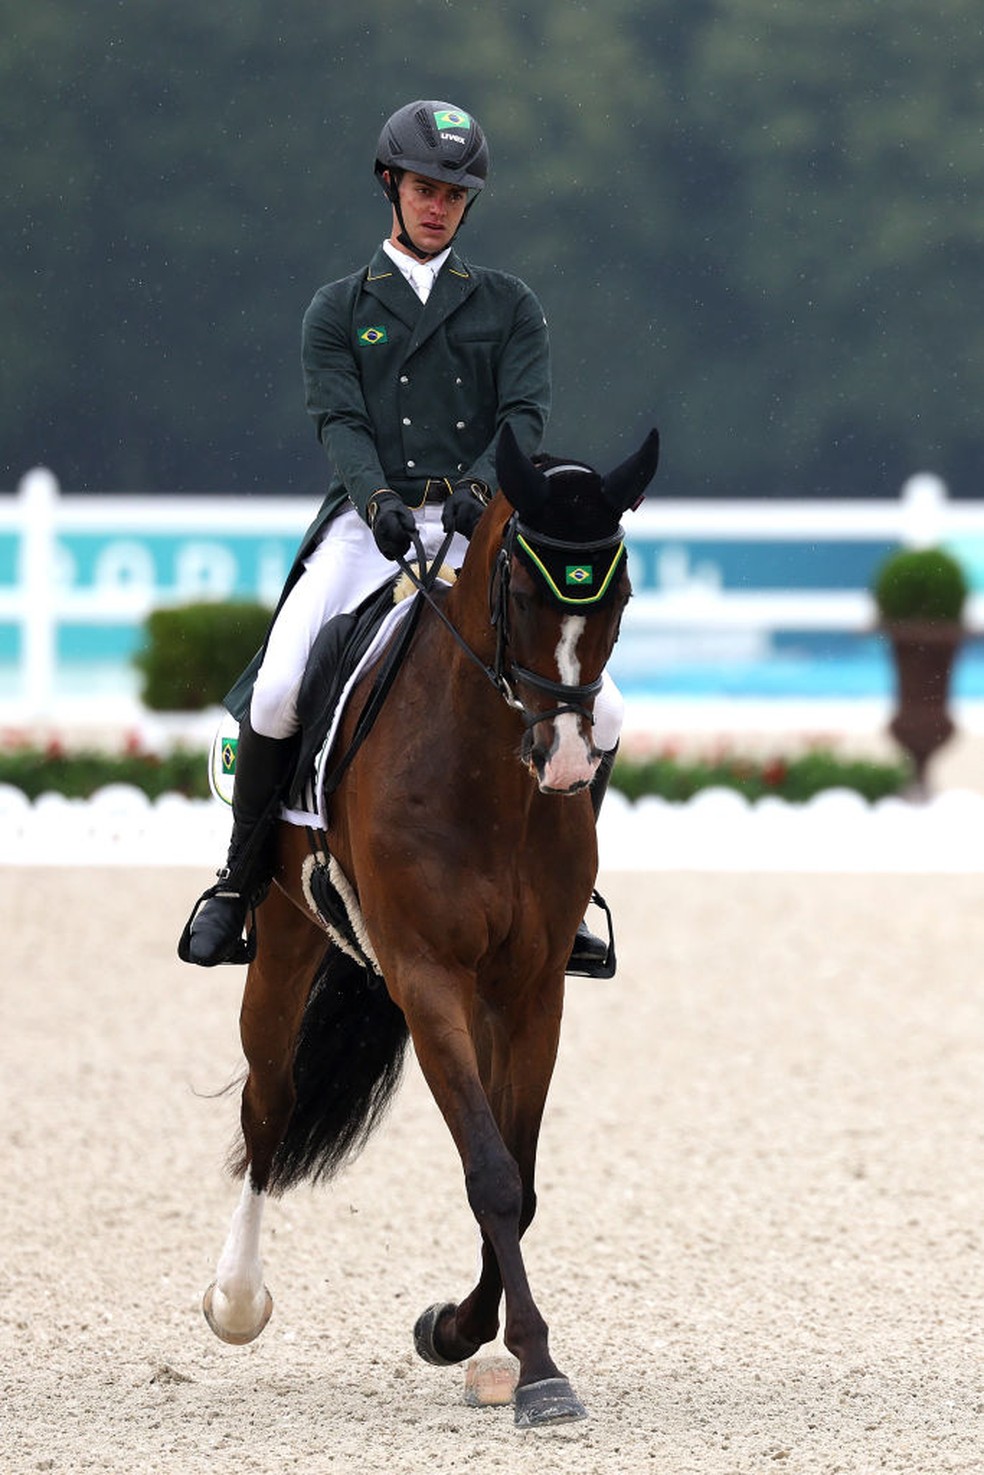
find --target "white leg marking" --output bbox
[208,1178,272,1340]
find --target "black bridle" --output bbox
[396,513,625,733]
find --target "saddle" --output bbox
[288,580,402,809]
[286,565,456,818]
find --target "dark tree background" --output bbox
[3,0,982,498]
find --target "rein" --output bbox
[395,515,616,732]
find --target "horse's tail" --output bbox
[265,948,409,1195]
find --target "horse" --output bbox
[201,422,660,1429]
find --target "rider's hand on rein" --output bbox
[442,479,491,540]
[367,490,416,560]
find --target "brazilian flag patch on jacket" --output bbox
[358,325,388,346]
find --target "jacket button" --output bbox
[455,421,466,430]
[407,459,416,469]
[402,417,412,426]
[400,374,409,384]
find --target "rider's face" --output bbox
[388,171,469,256]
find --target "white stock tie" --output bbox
[409,263,433,303]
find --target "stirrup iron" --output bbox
[177,881,260,966]
[565,888,617,979]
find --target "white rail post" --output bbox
[899,472,948,549]
[17,467,59,720]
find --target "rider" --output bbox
[179,99,622,975]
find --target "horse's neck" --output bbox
[434,590,499,708]
[443,515,505,654]
[432,545,521,738]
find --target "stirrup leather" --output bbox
[565,888,617,979]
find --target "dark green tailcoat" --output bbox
[300,243,550,539]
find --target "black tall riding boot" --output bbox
[178,717,296,967]
[566,744,619,979]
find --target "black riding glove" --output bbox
[442,479,491,541]
[367,490,416,560]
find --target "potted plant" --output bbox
[872,545,970,796]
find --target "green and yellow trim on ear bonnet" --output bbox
[513,526,627,606]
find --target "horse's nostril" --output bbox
[528,745,547,777]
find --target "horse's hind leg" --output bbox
[204,887,326,1345]
[203,1175,274,1344]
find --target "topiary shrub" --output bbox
[872,546,969,623]
[133,600,272,711]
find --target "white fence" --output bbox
[628,472,984,632]
[4,782,984,870]
[3,466,984,723]
[0,468,311,721]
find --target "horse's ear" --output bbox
[602,428,660,514]
[496,422,548,518]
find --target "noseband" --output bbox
[398,512,626,733]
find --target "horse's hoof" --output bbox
[202,1281,273,1345]
[514,1376,588,1429]
[464,1354,519,1407]
[413,1302,460,1366]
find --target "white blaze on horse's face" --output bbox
[538,614,598,792]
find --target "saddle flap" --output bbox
[290,582,400,805]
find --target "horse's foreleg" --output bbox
[414,1232,503,1368]
[454,1235,522,1409]
[204,885,326,1345]
[489,1060,588,1427]
[429,1110,537,1371]
[405,988,585,1426]
[418,1112,580,1423]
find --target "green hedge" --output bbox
[612,750,909,805]
[133,600,271,711]
[0,746,212,800]
[0,743,910,805]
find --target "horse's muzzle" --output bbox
[529,733,600,794]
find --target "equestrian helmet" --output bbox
[374,101,489,192]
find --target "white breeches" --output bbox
[249,501,625,752]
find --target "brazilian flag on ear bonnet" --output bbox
[513,525,627,607]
